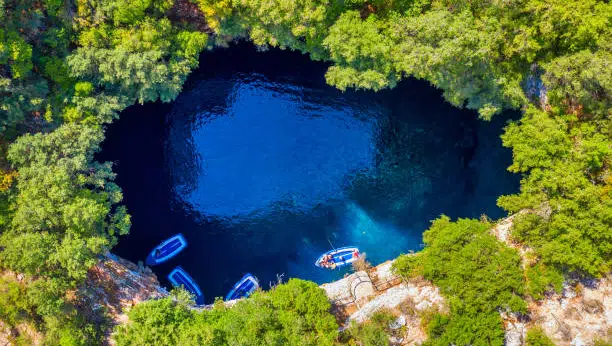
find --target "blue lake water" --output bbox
[99,44,520,302]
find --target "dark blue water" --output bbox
[99,44,519,302]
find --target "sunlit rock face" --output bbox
[76,253,167,344]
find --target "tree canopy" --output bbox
[394,216,526,345]
[3,124,130,284]
[114,279,339,346]
[0,0,610,344]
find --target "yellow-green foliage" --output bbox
[196,0,234,31]
[114,279,339,346]
[394,216,526,345]
[499,107,611,277]
[0,0,610,344]
[0,277,34,327]
[526,327,555,346]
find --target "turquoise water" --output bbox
[100,44,519,302]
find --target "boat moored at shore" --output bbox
[145,234,187,266]
[315,247,360,269]
[168,266,205,305]
[225,273,259,301]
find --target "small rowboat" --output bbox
[315,246,360,269]
[225,273,259,301]
[145,234,187,266]
[168,266,204,305]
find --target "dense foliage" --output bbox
[0,0,207,135]
[0,0,609,344]
[114,279,339,346]
[394,216,526,345]
[526,327,556,346]
[214,0,610,119]
[3,124,129,284]
[499,106,611,295]
[339,310,397,346]
[115,280,400,346]
[0,124,127,344]
[0,0,208,343]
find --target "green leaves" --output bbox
[114,279,339,346]
[323,11,396,91]
[68,18,207,106]
[524,262,563,300]
[0,0,609,344]
[229,0,335,60]
[0,232,56,275]
[0,277,35,328]
[543,46,612,117]
[321,9,527,117]
[2,124,130,284]
[394,216,526,345]
[112,0,154,25]
[502,107,570,173]
[499,107,611,278]
[341,310,395,346]
[526,327,555,346]
[0,29,33,79]
[115,297,195,346]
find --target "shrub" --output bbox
[526,327,555,346]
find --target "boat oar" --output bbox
[327,238,336,252]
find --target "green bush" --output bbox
[526,327,555,346]
[499,107,611,278]
[0,0,610,344]
[394,216,526,345]
[340,310,396,346]
[114,279,339,346]
[525,263,564,300]
[0,277,34,327]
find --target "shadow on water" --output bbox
[98,43,520,302]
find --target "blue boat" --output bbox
[168,266,205,305]
[145,234,187,266]
[315,247,360,269]
[225,273,259,301]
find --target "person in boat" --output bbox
[320,254,328,267]
[353,249,360,258]
[321,254,333,268]
[154,248,161,258]
[326,254,335,268]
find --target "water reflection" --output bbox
[100,45,518,301]
[167,77,381,221]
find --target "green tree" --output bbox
[0,29,33,79]
[341,310,395,346]
[0,277,35,328]
[543,46,611,117]
[323,9,526,118]
[115,279,339,346]
[68,19,207,107]
[2,124,130,284]
[499,107,611,277]
[323,11,395,91]
[394,216,526,345]
[228,0,337,60]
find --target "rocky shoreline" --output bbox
[48,218,609,346]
